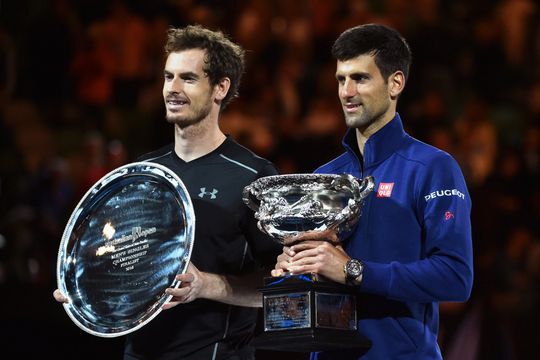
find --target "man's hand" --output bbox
[163,262,207,310]
[271,229,348,282]
[271,246,295,277]
[281,240,350,284]
[53,289,68,303]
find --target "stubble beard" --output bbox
[342,98,389,130]
[165,99,213,130]
[343,108,375,129]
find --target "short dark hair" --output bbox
[331,24,412,82]
[165,25,245,109]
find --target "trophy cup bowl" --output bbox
[242,174,375,352]
[56,162,195,337]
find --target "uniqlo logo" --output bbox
[377,182,394,198]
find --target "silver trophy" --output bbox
[56,162,195,337]
[243,174,375,352]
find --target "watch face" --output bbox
[347,259,363,278]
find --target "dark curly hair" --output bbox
[165,25,245,110]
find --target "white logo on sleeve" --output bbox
[424,189,465,201]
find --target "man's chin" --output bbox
[166,115,201,129]
[344,116,361,128]
[166,114,186,124]
[344,114,370,128]
[165,115,179,124]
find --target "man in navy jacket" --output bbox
[272,24,473,359]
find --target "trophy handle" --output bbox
[357,175,375,197]
[334,174,375,205]
[349,175,375,215]
[317,174,375,236]
[242,184,261,212]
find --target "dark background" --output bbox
[1,0,539,359]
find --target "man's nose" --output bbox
[340,79,356,98]
[167,77,182,93]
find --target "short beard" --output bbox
[166,113,205,129]
[343,102,388,130]
[165,100,213,129]
[344,111,375,129]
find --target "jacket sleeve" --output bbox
[360,153,474,302]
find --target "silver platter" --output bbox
[56,161,195,337]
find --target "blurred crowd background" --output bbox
[1,0,539,358]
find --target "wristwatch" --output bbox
[344,258,364,285]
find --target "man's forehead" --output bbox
[336,55,378,74]
[165,50,206,71]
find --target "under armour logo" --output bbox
[199,187,218,199]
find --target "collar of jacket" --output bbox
[342,113,407,170]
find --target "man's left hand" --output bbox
[163,262,206,309]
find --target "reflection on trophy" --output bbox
[243,173,375,352]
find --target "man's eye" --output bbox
[352,75,368,82]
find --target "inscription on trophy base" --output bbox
[265,292,311,330]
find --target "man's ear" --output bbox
[214,77,231,102]
[388,71,405,99]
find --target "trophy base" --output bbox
[253,273,372,353]
[252,327,371,352]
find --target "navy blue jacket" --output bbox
[312,114,473,359]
